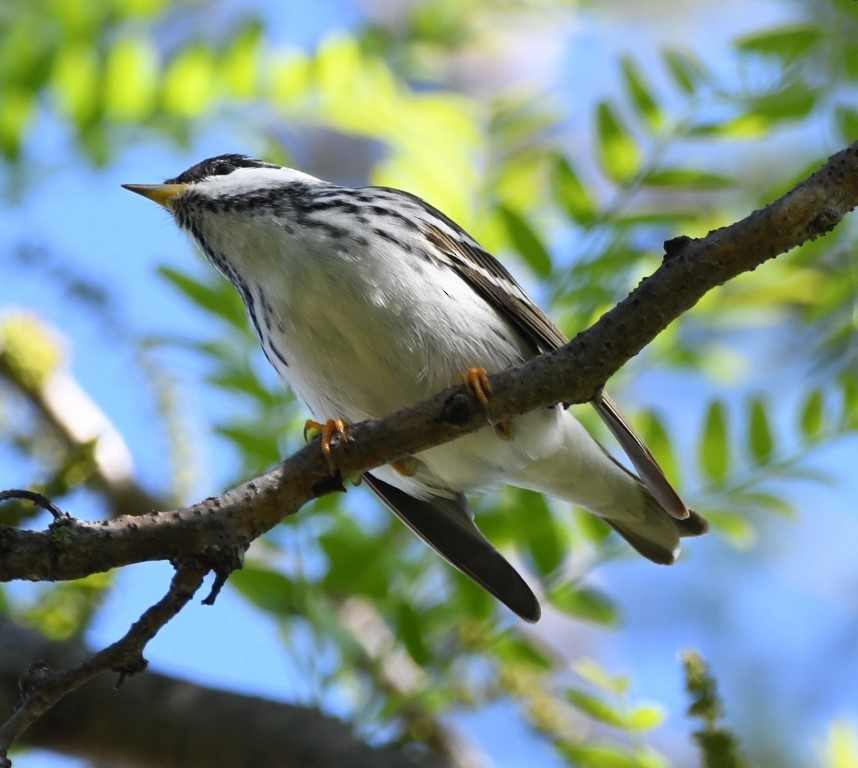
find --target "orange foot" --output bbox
[303,418,350,471]
[461,367,514,440]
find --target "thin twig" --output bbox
[0,562,207,765]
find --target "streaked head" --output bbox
[122,154,321,211]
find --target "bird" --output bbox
[124,154,708,622]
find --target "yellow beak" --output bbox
[122,183,187,208]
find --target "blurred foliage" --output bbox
[682,650,750,768]
[1,0,858,767]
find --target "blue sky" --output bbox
[3,2,857,767]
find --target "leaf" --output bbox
[158,266,248,329]
[747,397,774,464]
[551,154,597,224]
[836,106,858,143]
[516,491,565,578]
[573,658,629,694]
[229,565,299,615]
[801,389,824,442]
[548,584,617,626]
[642,168,733,190]
[163,44,216,118]
[627,703,666,731]
[700,400,729,485]
[497,204,552,276]
[745,82,816,122]
[661,48,710,94]
[394,600,430,666]
[637,410,680,487]
[704,511,757,549]
[735,24,823,60]
[566,689,625,727]
[558,741,642,768]
[620,55,662,131]
[104,36,157,121]
[596,101,641,184]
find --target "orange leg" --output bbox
[461,367,514,440]
[303,418,350,471]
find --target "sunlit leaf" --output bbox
[596,101,642,184]
[558,741,642,768]
[163,44,216,118]
[104,36,157,121]
[222,22,262,99]
[627,704,667,731]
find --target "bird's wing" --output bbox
[423,222,567,354]
[363,472,541,622]
[421,219,690,521]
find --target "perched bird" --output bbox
[124,154,707,622]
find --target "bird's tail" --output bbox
[601,487,709,565]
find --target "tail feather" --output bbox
[604,487,709,565]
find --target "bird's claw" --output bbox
[461,367,513,440]
[304,418,351,471]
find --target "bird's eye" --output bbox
[212,162,236,176]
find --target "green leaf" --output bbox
[548,584,617,626]
[498,205,552,276]
[700,400,729,485]
[229,565,299,615]
[104,36,157,121]
[163,44,216,118]
[747,397,774,464]
[394,600,430,666]
[627,703,667,731]
[596,101,642,184]
[637,410,680,488]
[558,742,641,768]
[515,491,565,578]
[800,389,825,442]
[642,168,733,190]
[158,266,248,329]
[661,48,709,94]
[566,689,625,727]
[704,511,756,549]
[735,24,823,60]
[492,635,553,670]
[620,55,662,131]
[222,22,262,99]
[836,106,858,143]
[745,82,816,122]
[573,658,629,694]
[551,154,597,224]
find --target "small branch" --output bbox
[0,491,66,521]
[0,562,207,764]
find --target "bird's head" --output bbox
[122,154,320,213]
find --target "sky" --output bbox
[2,1,857,767]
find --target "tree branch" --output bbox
[0,619,452,768]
